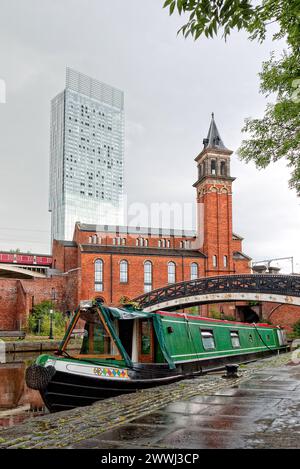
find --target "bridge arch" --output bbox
[134,274,300,312]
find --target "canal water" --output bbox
[0,352,47,428]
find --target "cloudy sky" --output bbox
[0,0,299,272]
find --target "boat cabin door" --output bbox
[132,318,154,363]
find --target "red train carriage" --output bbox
[0,251,52,267]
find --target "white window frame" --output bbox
[95,259,103,292]
[168,262,176,284]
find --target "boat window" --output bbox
[230,331,240,348]
[141,319,151,355]
[63,308,120,358]
[200,330,216,351]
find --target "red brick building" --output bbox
[51,115,251,306]
[1,115,299,331]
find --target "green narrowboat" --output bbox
[25,300,288,412]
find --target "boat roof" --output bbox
[154,310,277,328]
[103,305,278,329]
[79,302,278,329]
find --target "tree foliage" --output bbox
[163,0,300,194]
[293,319,300,338]
[239,51,300,194]
[28,300,66,337]
[163,0,300,45]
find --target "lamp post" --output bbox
[49,309,54,340]
[49,288,56,340]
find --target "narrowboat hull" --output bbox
[40,348,286,412]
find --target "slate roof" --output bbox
[80,244,206,258]
[203,113,229,151]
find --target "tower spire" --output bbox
[203,113,228,150]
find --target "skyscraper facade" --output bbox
[49,68,124,241]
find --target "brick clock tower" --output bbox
[194,114,235,276]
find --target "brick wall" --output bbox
[233,259,251,273]
[52,240,79,272]
[261,302,300,332]
[80,252,206,305]
[197,183,235,276]
[0,276,72,331]
[0,279,18,330]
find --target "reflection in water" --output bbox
[0,353,47,428]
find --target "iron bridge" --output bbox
[134,274,300,312]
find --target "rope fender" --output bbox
[25,364,56,390]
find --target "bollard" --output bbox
[223,364,239,379]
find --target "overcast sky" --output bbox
[0,0,299,273]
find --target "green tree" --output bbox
[28,300,66,337]
[163,0,300,194]
[293,319,300,337]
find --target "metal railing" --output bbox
[134,274,300,310]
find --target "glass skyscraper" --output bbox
[49,68,124,241]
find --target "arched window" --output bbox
[144,261,152,292]
[168,262,176,284]
[211,160,216,175]
[120,260,128,283]
[191,262,198,280]
[212,255,217,268]
[167,239,170,248]
[220,161,226,176]
[144,239,148,247]
[136,238,139,246]
[95,259,103,292]
[158,240,161,248]
[92,234,98,244]
[122,238,126,246]
[161,239,166,248]
[223,255,228,267]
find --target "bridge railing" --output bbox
[134,274,300,309]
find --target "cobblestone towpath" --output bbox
[0,353,299,449]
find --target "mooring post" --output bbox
[224,364,239,379]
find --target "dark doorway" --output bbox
[236,306,260,323]
[118,320,134,358]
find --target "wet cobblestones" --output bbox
[0,352,296,449]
